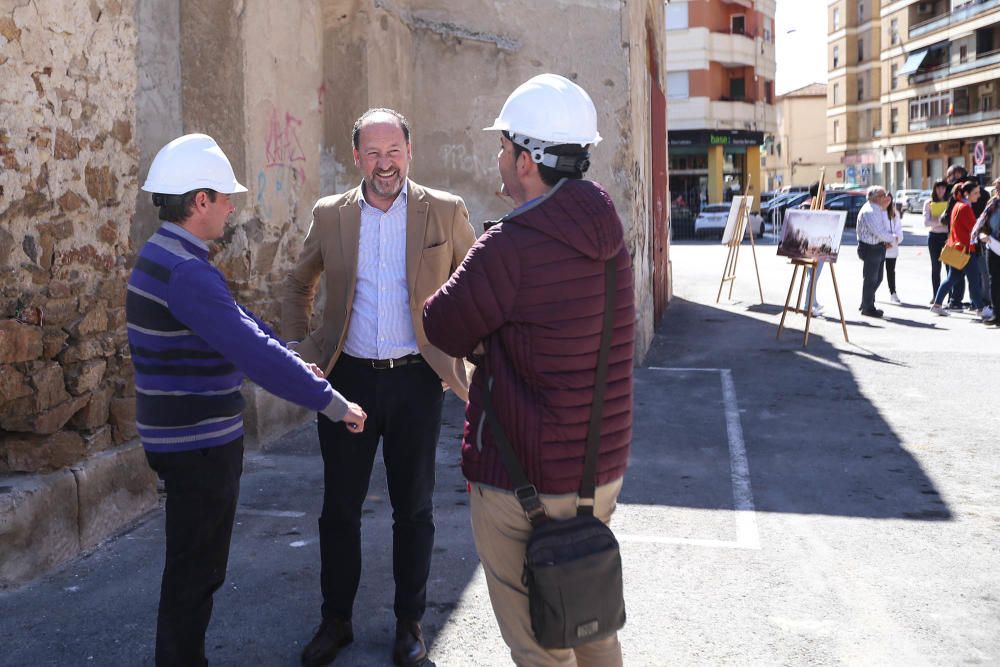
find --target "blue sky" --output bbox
[775,0,828,94]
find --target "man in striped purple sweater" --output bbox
[127,134,366,667]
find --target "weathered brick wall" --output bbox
[0,1,139,473]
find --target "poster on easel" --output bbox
[721,196,754,245]
[776,209,848,262]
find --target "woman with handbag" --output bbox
[975,178,1000,325]
[930,180,986,316]
[924,180,950,302]
[882,193,905,304]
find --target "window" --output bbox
[730,77,746,99]
[890,18,899,45]
[665,2,688,30]
[858,38,864,63]
[833,8,840,31]
[833,82,840,104]
[833,45,840,68]
[891,108,899,133]
[891,63,899,89]
[857,77,864,101]
[833,120,840,143]
[858,2,865,24]
[667,71,689,99]
[731,15,746,35]
[960,45,968,63]
[765,80,774,104]
[982,94,994,112]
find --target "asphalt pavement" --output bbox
[2,211,998,666]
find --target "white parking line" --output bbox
[617,367,760,550]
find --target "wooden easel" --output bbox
[716,178,764,304]
[775,170,850,346]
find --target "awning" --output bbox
[898,49,929,75]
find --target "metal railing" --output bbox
[912,49,1000,83]
[927,107,1000,127]
[909,0,1000,38]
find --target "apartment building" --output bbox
[828,0,1000,190]
[666,0,778,212]
[763,83,844,190]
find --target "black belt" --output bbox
[343,353,424,370]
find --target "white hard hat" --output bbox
[141,133,248,195]
[484,73,602,148]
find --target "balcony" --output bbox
[668,97,776,134]
[926,107,1000,128]
[708,30,759,67]
[913,48,1000,83]
[909,0,1000,38]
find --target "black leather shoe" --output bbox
[983,317,999,326]
[301,617,353,667]
[860,308,883,318]
[392,620,428,666]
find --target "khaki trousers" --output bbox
[469,479,625,667]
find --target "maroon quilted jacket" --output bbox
[423,178,635,494]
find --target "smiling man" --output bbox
[283,109,475,667]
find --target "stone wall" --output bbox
[0,0,159,587]
[0,0,141,472]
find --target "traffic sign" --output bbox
[974,164,986,175]
[974,141,986,165]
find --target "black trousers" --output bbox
[145,437,244,667]
[858,241,885,311]
[990,250,1000,313]
[884,257,897,294]
[317,354,444,622]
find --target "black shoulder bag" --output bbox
[481,259,625,649]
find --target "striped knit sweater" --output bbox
[126,222,346,453]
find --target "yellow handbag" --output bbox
[940,243,970,270]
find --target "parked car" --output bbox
[908,189,931,214]
[894,189,923,214]
[694,202,765,239]
[823,191,867,227]
[768,191,811,228]
[760,190,781,205]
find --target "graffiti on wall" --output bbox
[439,142,495,181]
[257,108,308,221]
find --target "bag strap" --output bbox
[481,258,617,526]
[577,259,617,516]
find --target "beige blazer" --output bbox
[282,179,477,401]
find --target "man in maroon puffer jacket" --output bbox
[423,73,635,667]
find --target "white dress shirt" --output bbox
[342,182,420,359]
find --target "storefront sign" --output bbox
[668,129,764,147]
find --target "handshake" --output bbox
[306,361,368,433]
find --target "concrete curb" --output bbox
[0,441,157,589]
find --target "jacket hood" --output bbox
[505,179,624,261]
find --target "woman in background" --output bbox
[931,181,985,316]
[883,193,905,304]
[924,180,949,303]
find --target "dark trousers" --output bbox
[934,252,985,309]
[145,437,244,667]
[928,232,947,298]
[884,257,897,294]
[989,250,1000,313]
[858,241,885,311]
[317,354,444,622]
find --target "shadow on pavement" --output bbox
[630,297,951,521]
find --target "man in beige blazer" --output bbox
[283,108,474,667]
